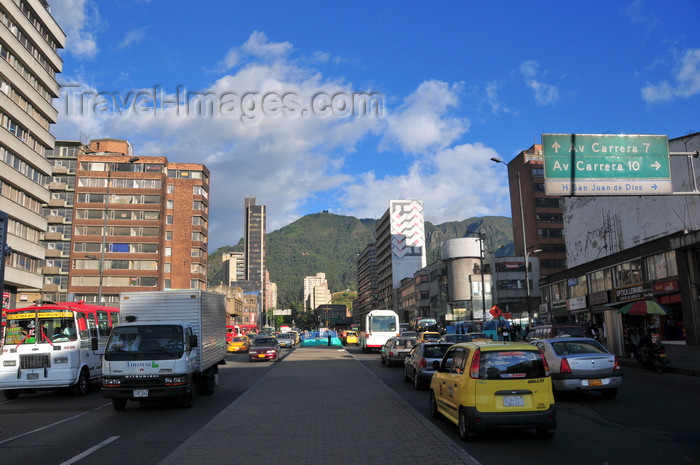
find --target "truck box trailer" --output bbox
[102,290,227,410]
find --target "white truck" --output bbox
[102,290,227,410]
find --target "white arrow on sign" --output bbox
[651,161,661,170]
[551,141,561,153]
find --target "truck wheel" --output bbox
[3,389,21,400]
[112,398,127,411]
[179,382,195,409]
[70,368,90,396]
[201,368,216,395]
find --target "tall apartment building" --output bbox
[505,145,566,279]
[41,140,80,302]
[1,0,65,308]
[303,272,331,311]
[375,200,426,311]
[244,197,265,290]
[354,243,378,320]
[222,250,244,285]
[68,138,209,305]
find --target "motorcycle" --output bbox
[637,340,671,373]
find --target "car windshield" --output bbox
[253,338,276,346]
[552,340,607,355]
[395,339,414,348]
[232,337,246,342]
[478,350,546,380]
[423,344,451,358]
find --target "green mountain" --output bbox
[207,213,513,306]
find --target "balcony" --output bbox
[47,198,66,207]
[41,266,60,275]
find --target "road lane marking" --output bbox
[60,435,119,465]
[0,402,111,445]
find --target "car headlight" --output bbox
[3,360,16,367]
[164,376,188,385]
[103,378,121,386]
[53,357,69,364]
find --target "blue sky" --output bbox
[48,0,700,250]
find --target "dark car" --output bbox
[438,334,472,344]
[403,342,453,390]
[249,336,281,362]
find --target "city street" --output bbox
[0,352,270,465]
[350,346,700,465]
[1,346,698,465]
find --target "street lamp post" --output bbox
[491,157,533,322]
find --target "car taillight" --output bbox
[560,358,571,374]
[388,350,394,356]
[419,358,427,369]
[469,348,481,379]
[613,356,620,371]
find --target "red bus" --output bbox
[226,324,258,342]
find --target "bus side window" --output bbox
[76,313,89,339]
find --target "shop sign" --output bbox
[653,280,678,295]
[551,300,568,313]
[588,291,609,305]
[568,296,587,311]
[614,282,653,303]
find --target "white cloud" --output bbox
[519,60,559,106]
[340,143,508,223]
[118,28,149,49]
[380,80,469,154]
[642,48,700,103]
[48,0,100,59]
[216,31,292,73]
[51,32,507,250]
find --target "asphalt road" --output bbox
[350,346,700,465]
[0,352,272,465]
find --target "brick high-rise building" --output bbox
[1,0,65,308]
[68,138,209,305]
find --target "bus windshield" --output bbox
[105,325,184,361]
[370,316,396,332]
[4,312,78,345]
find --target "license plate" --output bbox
[133,389,148,398]
[659,353,667,357]
[588,379,602,386]
[27,373,39,380]
[258,354,266,358]
[503,395,524,407]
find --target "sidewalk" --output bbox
[618,341,700,377]
[159,346,479,465]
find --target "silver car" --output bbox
[532,337,622,398]
[276,332,294,348]
[381,337,416,367]
[403,342,453,390]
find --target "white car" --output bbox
[532,337,622,398]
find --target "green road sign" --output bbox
[542,133,672,195]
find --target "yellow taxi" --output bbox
[227,335,250,353]
[416,331,441,343]
[344,330,359,345]
[429,341,556,441]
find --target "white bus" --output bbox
[359,309,400,353]
[0,301,119,399]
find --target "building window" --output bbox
[615,259,643,287]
